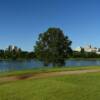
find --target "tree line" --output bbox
[0,48,36,60]
[72,51,100,58]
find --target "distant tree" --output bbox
[34,28,72,66]
[80,48,85,53]
[27,52,36,59]
[0,50,5,59]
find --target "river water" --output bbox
[0,59,100,72]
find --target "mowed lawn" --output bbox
[0,72,100,100]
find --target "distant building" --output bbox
[84,45,97,53]
[8,45,12,52]
[96,48,100,54]
[74,45,100,54]
[6,45,21,52]
[74,47,82,52]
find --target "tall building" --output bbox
[8,45,12,52]
[6,45,21,52]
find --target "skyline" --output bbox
[0,0,100,51]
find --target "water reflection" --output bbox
[0,59,100,72]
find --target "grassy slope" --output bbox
[1,66,100,77]
[0,72,100,100]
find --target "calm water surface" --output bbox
[0,59,100,72]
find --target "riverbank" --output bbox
[69,58,100,60]
[1,66,100,77]
[1,67,100,84]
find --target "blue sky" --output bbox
[0,0,99,51]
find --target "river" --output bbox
[0,59,100,72]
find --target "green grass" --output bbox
[1,66,100,77]
[1,72,100,100]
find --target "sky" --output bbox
[0,0,100,51]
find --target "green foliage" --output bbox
[0,49,35,60]
[72,51,100,58]
[34,28,72,66]
[0,50,5,59]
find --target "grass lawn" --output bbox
[0,68,100,100]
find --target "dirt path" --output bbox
[0,69,100,84]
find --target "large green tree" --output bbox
[34,28,72,66]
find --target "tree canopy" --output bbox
[34,28,72,66]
